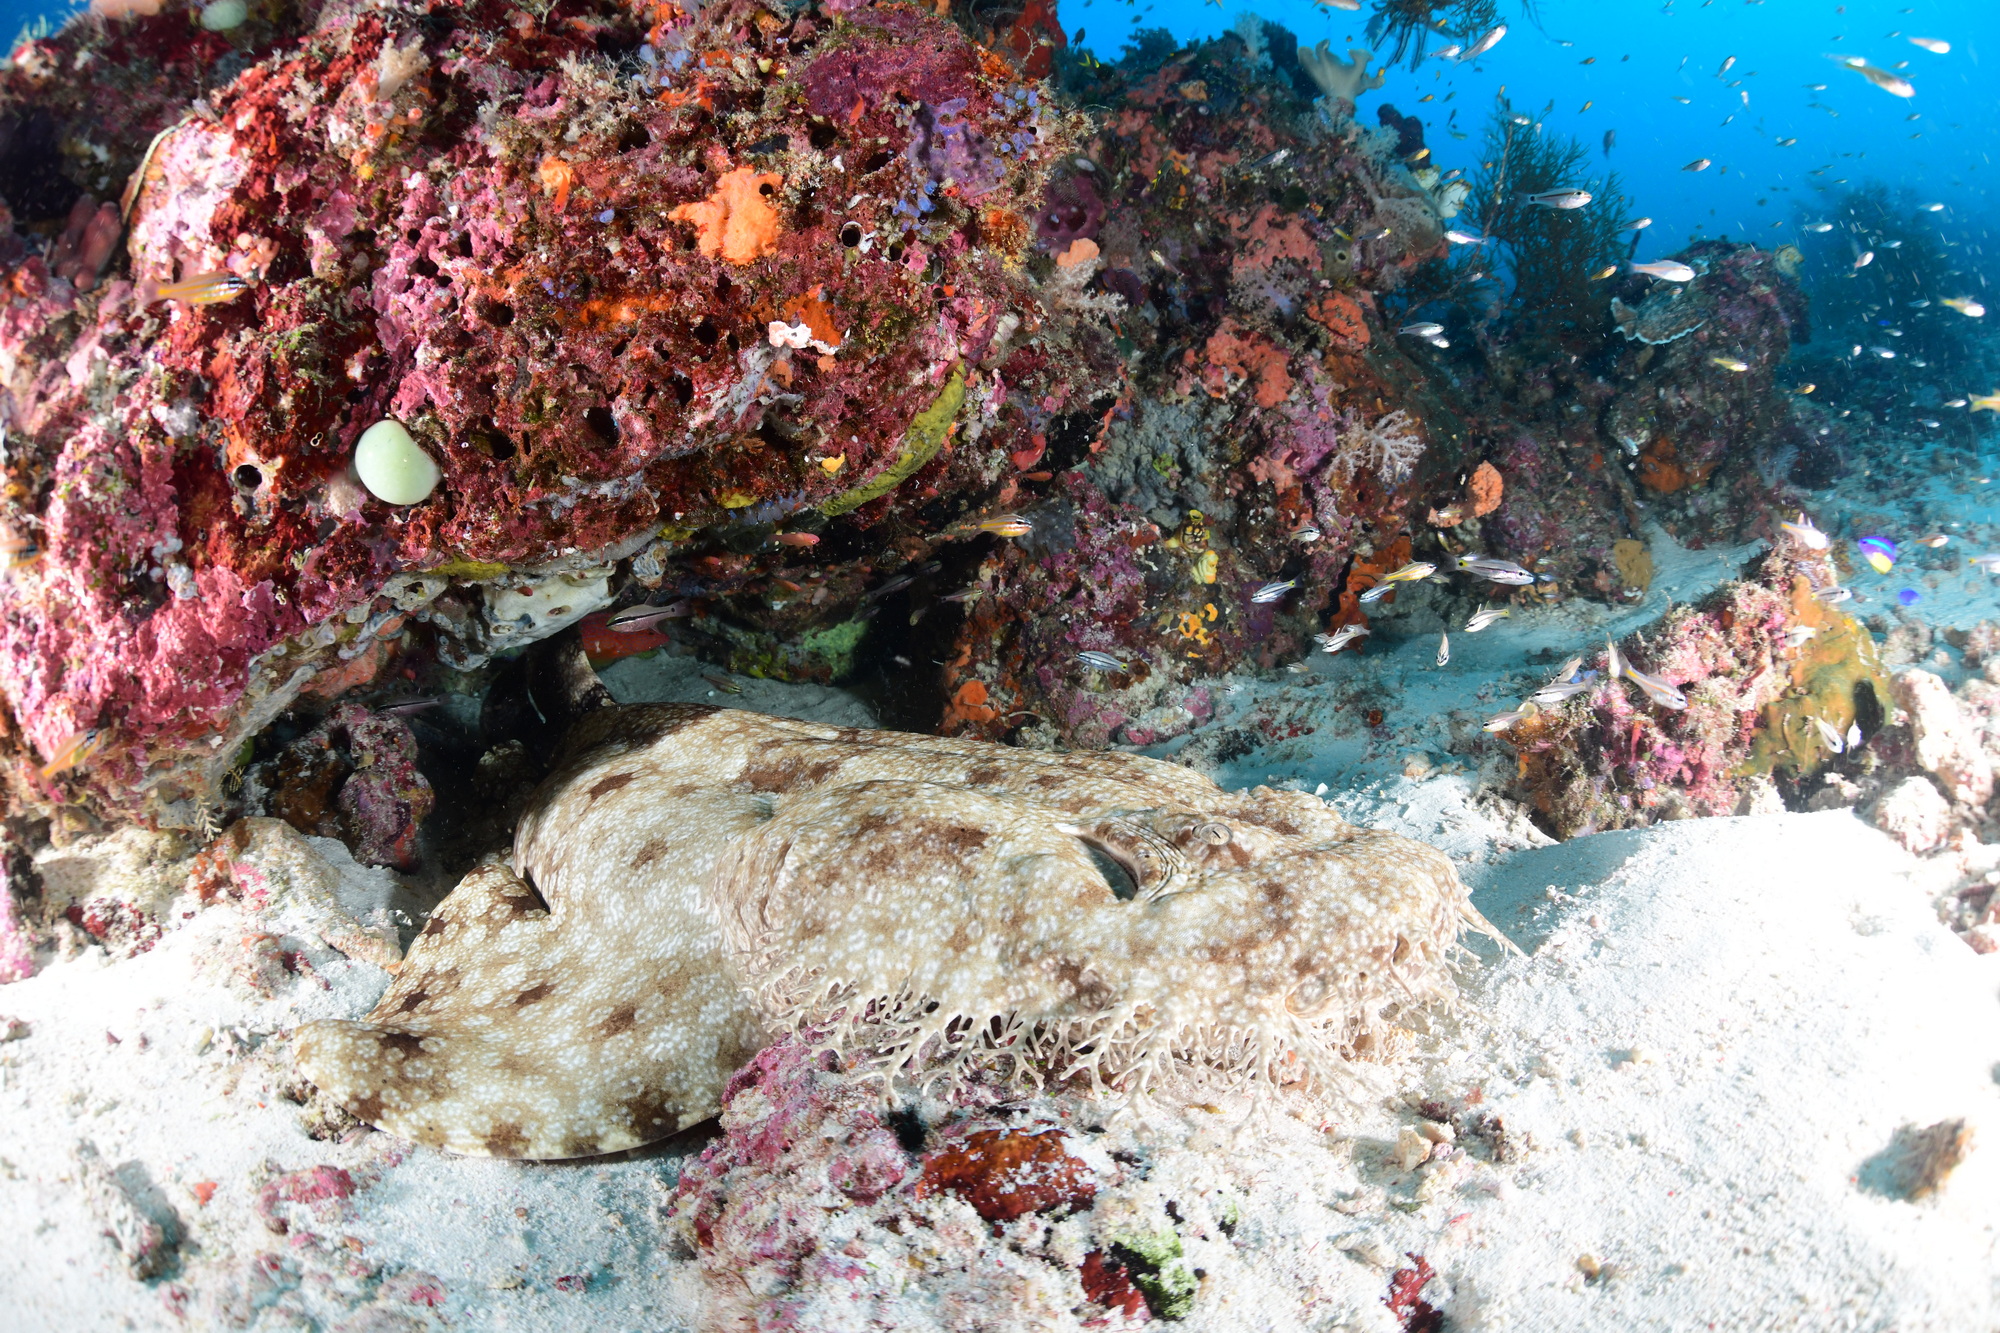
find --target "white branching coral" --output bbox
[1327,408,1425,485]
[295,706,1494,1158]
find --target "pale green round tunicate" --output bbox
[354,420,442,506]
[198,0,248,30]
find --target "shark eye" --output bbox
[1286,974,1336,1017]
[1194,821,1231,846]
[1078,838,1140,901]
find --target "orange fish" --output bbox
[978,515,1034,538]
[142,272,250,306]
[39,727,105,782]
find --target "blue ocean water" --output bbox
[1084,0,1996,262]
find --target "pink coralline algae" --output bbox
[0,0,1104,823]
[261,704,433,870]
[255,1164,358,1235]
[1503,549,1890,838]
[670,1034,1137,1330]
[936,30,1475,747]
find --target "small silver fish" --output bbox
[1436,632,1450,667]
[1529,679,1592,706]
[862,574,916,604]
[609,601,691,631]
[1250,580,1296,604]
[1831,56,1915,99]
[1383,561,1438,584]
[1969,553,2000,574]
[1784,626,1818,648]
[1779,512,1830,550]
[1520,188,1592,209]
[1316,624,1371,654]
[1291,524,1322,543]
[1358,583,1394,604]
[1455,555,1536,585]
[1913,533,1950,549]
[1810,716,1847,753]
[1630,260,1697,283]
[1814,585,1854,603]
[1483,700,1540,732]
[1846,722,1863,750]
[1400,321,1445,338]
[1622,660,1688,710]
[1445,229,1489,245]
[1552,655,1583,683]
[1855,250,1875,269]
[378,695,443,717]
[1805,221,1834,233]
[1463,23,1506,60]
[1465,606,1510,632]
[1077,650,1131,672]
[702,673,743,695]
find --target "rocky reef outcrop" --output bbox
[0,0,1832,844]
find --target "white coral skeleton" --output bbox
[1326,408,1426,485]
[295,706,1497,1159]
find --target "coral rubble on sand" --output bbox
[1502,547,1890,837]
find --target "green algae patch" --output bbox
[819,364,965,518]
[423,557,512,581]
[715,615,870,684]
[1744,576,1891,779]
[1111,1229,1198,1320]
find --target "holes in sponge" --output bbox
[232,463,263,490]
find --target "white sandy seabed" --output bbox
[2,524,1998,1331]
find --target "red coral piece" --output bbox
[915,1126,1097,1223]
[1384,1253,1442,1333]
[1080,1249,1150,1320]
